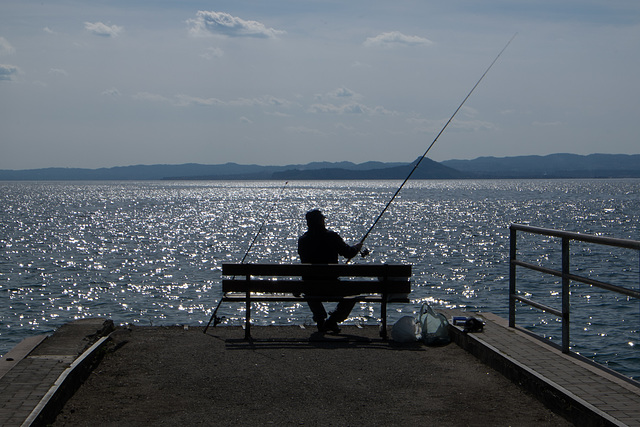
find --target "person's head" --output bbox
[305,209,325,230]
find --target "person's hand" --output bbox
[354,242,369,258]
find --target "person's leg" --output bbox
[325,299,357,332]
[306,299,327,331]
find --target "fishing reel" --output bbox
[212,315,226,327]
[360,247,370,258]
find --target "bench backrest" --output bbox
[222,263,411,295]
[223,263,410,277]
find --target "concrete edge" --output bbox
[0,335,49,381]
[21,334,112,427]
[448,319,624,427]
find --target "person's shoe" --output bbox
[324,319,341,334]
[316,319,326,333]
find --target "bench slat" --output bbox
[222,263,411,278]
[222,279,411,294]
[221,294,411,303]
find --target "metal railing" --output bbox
[509,223,640,353]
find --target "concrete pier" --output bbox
[1,313,638,426]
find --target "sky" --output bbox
[1,1,639,170]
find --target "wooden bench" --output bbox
[213,263,412,339]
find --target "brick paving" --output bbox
[445,309,640,426]
[2,314,639,426]
[0,356,72,426]
[0,319,111,427]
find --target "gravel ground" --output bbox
[52,325,573,426]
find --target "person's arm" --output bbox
[334,233,362,260]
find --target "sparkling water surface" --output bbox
[1,179,639,379]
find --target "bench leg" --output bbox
[245,292,251,340]
[380,299,388,339]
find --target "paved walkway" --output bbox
[444,309,640,426]
[1,314,639,426]
[0,319,113,426]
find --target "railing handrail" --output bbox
[510,223,640,250]
[509,223,640,354]
[511,259,640,299]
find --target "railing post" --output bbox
[245,274,251,340]
[561,237,570,353]
[509,226,517,328]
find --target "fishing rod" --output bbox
[354,34,517,253]
[240,181,289,264]
[204,181,289,333]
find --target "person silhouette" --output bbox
[297,209,365,333]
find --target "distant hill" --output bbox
[441,153,640,178]
[272,158,466,180]
[0,161,411,181]
[0,164,274,181]
[0,154,638,180]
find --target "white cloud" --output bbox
[267,111,291,118]
[133,92,170,103]
[452,119,497,132]
[334,88,355,97]
[285,126,325,135]
[200,47,224,60]
[351,61,372,69]
[175,94,224,107]
[49,68,68,76]
[461,105,478,118]
[43,27,56,35]
[0,37,15,56]
[133,92,292,109]
[326,87,359,99]
[187,11,285,38]
[102,87,121,97]
[0,64,19,81]
[228,95,292,108]
[309,102,394,115]
[309,103,366,114]
[335,122,355,131]
[84,22,123,38]
[364,31,433,48]
[408,116,496,133]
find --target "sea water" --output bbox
[1,179,639,379]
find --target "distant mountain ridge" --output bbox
[0,159,464,180]
[0,154,638,180]
[271,158,465,180]
[441,153,640,178]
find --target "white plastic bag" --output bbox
[391,315,420,343]
[419,303,451,345]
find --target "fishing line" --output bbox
[355,33,517,252]
[204,181,289,333]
